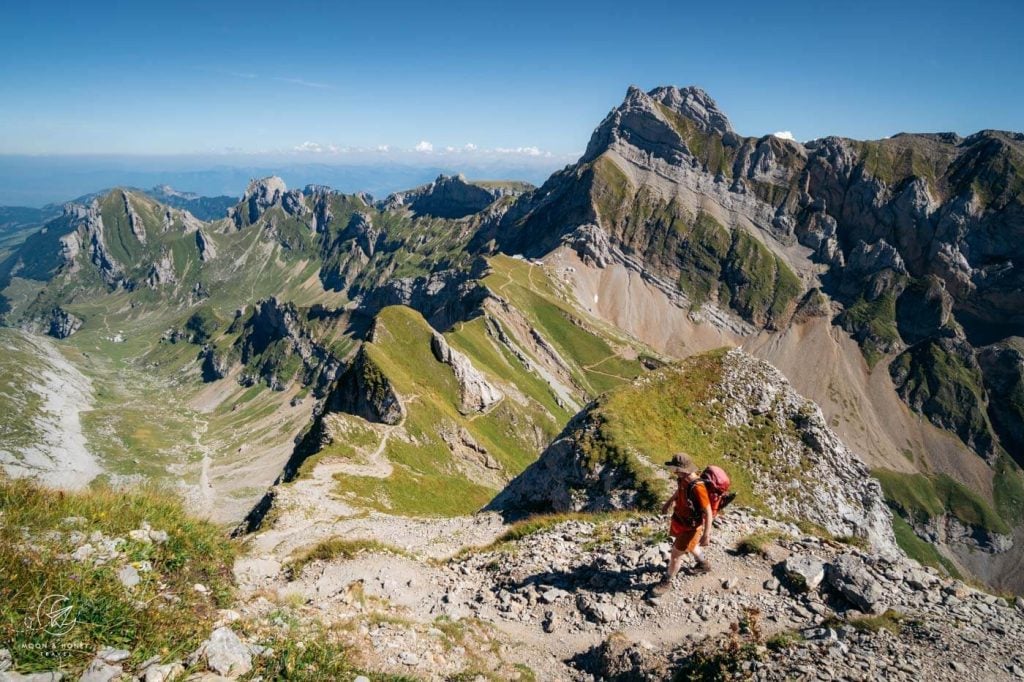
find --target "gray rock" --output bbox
[128,529,152,544]
[203,627,252,677]
[142,662,183,682]
[431,332,503,413]
[46,307,82,339]
[0,673,63,681]
[117,565,140,589]
[95,648,129,664]
[539,587,569,604]
[827,554,885,613]
[784,555,826,592]
[77,658,121,682]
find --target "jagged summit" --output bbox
[230,175,307,227]
[647,84,733,135]
[582,84,736,163]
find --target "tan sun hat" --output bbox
[664,452,697,474]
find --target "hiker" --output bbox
[651,453,732,597]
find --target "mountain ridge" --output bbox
[1,84,1023,596]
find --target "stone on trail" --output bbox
[783,555,826,592]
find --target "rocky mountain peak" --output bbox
[582,84,734,163]
[231,176,306,228]
[648,84,733,135]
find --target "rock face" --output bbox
[714,350,897,554]
[362,262,492,330]
[323,346,404,425]
[45,307,81,339]
[492,349,897,555]
[230,176,306,228]
[145,251,177,289]
[481,83,1024,472]
[430,331,503,413]
[233,298,343,394]
[978,337,1024,457]
[195,229,217,261]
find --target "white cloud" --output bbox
[771,131,796,141]
[376,144,391,152]
[294,141,323,153]
[414,140,434,153]
[463,143,477,151]
[494,145,543,156]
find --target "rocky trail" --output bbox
[233,470,1024,681]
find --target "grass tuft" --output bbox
[286,538,412,579]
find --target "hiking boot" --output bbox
[650,577,673,597]
[692,560,712,575]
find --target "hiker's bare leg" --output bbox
[666,547,685,579]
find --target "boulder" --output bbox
[142,662,183,682]
[202,627,252,677]
[116,565,140,589]
[783,555,826,592]
[827,554,885,613]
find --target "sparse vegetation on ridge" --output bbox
[0,475,236,675]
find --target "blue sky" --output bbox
[0,0,1022,202]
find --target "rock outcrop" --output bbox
[230,177,307,228]
[430,331,503,413]
[233,298,343,394]
[492,349,897,555]
[45,307,82,339]
[195,229,217,261]
[978,338,1024,457]
[323,346,404,426]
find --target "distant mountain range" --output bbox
[1,85,1022,597]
